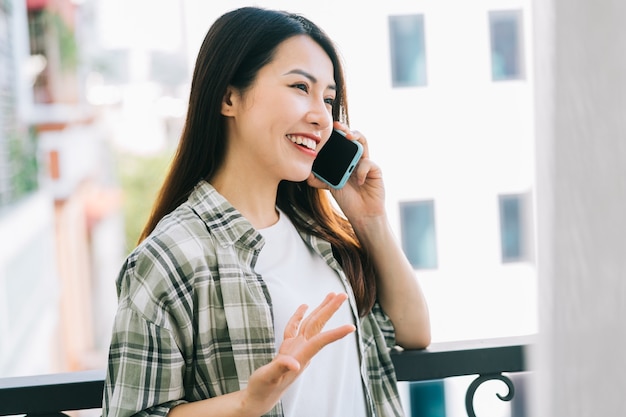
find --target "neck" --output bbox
[211,170,280,229]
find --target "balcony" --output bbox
[0,335,531,417]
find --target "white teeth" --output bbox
[287,135,316,150]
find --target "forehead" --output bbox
[266,35,335,84]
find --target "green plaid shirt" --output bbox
[102,181,404,417]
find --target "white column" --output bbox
[532,0,626,416]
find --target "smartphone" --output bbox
[312,129,364,189]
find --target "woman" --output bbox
[103,6,430,417]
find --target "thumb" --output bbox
[256,354,301,384]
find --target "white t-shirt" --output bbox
[256,210,368,417]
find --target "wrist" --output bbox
[351,214,393,247]
[237,388,264,417]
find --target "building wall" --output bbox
[0,192,60,377]
[0,0,62,378]
[532,0,626,415]
[0,0,13,203]
[0,0,125,377]
[335,0,537,343]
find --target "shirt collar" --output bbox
[187,180,264,251]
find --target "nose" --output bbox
[306,97,333,131]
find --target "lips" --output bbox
[286,134,317,151]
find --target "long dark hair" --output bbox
[140,7,376,316]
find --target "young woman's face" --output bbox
[222,35,336,185]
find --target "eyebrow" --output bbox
[284,69,336,91]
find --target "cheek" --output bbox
[322,125,333,142]
[323,110,333,126]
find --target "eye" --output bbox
[324,97,335,107]
[292,83,309,93]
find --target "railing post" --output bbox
[408,380,446,417]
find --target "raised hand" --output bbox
[240,292,355,415]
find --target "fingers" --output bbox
[283,293,352,342]
[310,324,356,349]
[352,158,382,186]
[298,292,348,338]
[333,121,369,159]
[331,121,377,187]
[296,322,356,363]
[276,293,355,378]
[297,293,356,356]
[283,304,308,339]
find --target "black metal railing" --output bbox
[0,335,532,417]
[392,336,530,417]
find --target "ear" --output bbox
[221,86,237,117]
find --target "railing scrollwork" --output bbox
[465,372,515,417]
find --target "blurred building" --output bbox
[0,0,58,378]
[0,0,124,377]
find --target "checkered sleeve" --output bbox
[371,301,397,349]
[102,302,187,417]
[363,305,405,417]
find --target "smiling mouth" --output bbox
[286,134,317,151]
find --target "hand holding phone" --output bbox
[312,129,363,189]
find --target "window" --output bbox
[27,9,49,103]
[400,200,437,269]
[388,14,427,87]
[489,10,524,81]
[499,194,527,262]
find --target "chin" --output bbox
[283,175,310,184]
[283,166,312,183]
